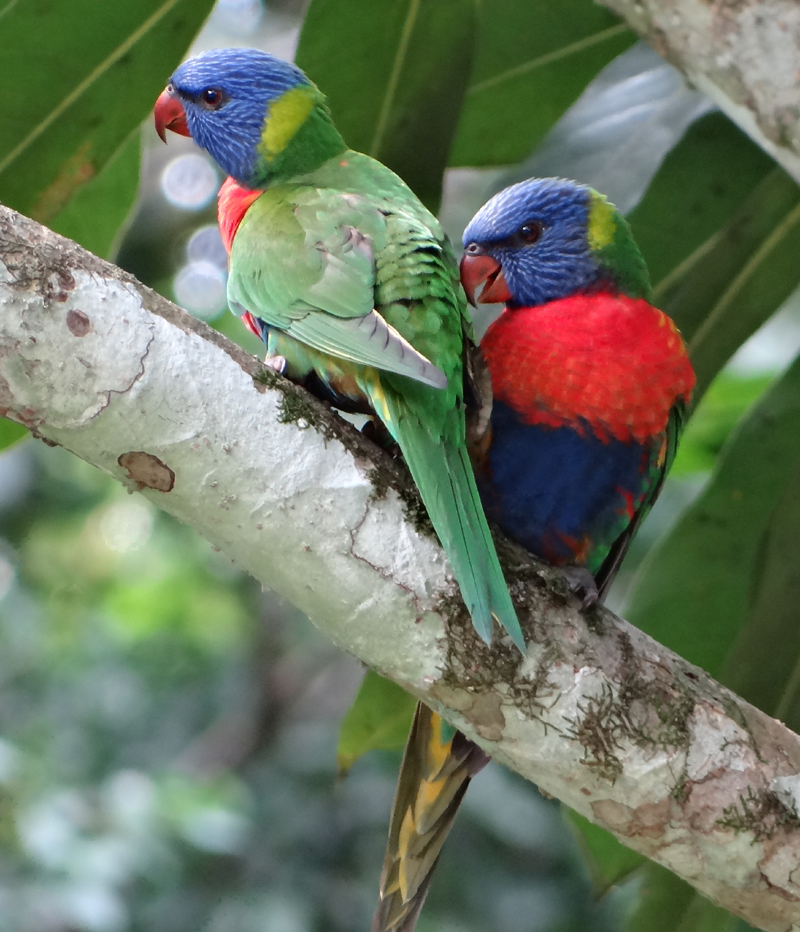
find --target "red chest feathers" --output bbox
[481,293,695,444]
[217,176,263,255]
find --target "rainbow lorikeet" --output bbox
[372,178,696,932]
[153,48,522,650]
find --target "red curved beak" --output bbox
[154,87,190,142]
[460,253,512,305]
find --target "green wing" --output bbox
[228,186,446,388]
[595,402,686,598]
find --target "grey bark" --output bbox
[597,0,800,184]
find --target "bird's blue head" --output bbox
[154,48,345,187]
[460,177,650,308]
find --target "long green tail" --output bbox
[381,394,525,651]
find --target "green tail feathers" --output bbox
[382,397,525,651]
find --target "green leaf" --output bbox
[627,354,800,681]
[565,810,643,895]
[720,458,800,726]
[669,373,773,478]
[665,169,800,401]
[626,115,800,403]
[296,0,475,211]
[624,864,737,932]
[629,113,774,291]
[47,132,141,260]
[450,0,634,167]
[0,0,215,234]
[0,417,28,452]
[337,670,417,774]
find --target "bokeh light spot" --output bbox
[211,0,264,35]
[99,500,155,554]
[174,261,228,319]
[186,224,228,270]
[160,154,218,210]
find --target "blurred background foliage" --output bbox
[1,0,799,930]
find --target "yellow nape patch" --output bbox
[259,85,315,160]
[587,193,616,251]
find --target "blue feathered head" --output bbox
[155,48,342,186]
[461,178,650,307]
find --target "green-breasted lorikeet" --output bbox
[154,47,523,650]
[372,177,696,932]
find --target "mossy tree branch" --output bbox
[3,205,800,930]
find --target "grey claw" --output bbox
[263,354,286,374]
[562,567,599,612]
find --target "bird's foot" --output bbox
[562,567,599,611]
[263,353,286,374]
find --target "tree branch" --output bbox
[597,0,800,185]
[3,205,800,929]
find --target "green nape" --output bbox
[588,191,653,301]
[252,84,348,186]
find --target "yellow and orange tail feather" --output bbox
[371,703,489,932]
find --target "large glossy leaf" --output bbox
[721,460,800,725]
[296,0,475,211]
[664,169,800,401]
[627,355,800,683]
[622,115,800,403]
[628,113,774,290]
[337,670,417,774]
[0,0,215,236]
[450,0,634,167]
[669,374,774,478]
[49,133,140,259]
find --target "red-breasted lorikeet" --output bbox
[372,177,696,932]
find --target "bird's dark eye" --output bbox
[464,242,483,256]
[200,87,225,110]
[518,221,543,244]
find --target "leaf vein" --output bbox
[369,0,422,157]
[467,23,629,97]
[0,0,186,176]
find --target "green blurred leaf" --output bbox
[296,0,475,210]
[450,0,633,167]
[627,116,800,403]
[664,169,800,400]
[0,417,28,452]
[624,864,737,932]
[629,113,774,290]
[105,571,246,650]
[566,810,643,895]
[337,670,417,774]
[720,459,800,725]
[48,132,140,259]
[0,0,215,236]
[627,354,800,683]
[670,373,773,478]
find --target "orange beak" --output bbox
[154,87,190,141]
[460,253,512,305]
